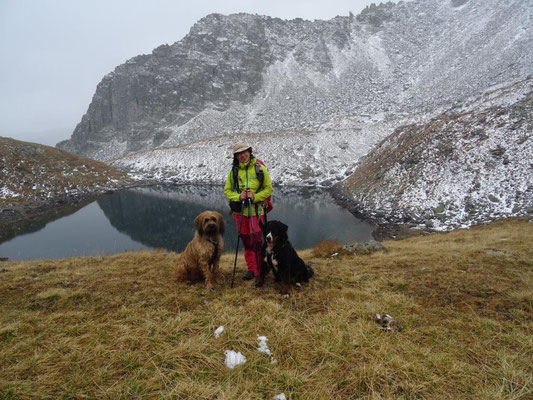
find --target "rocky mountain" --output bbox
[57,0,533,164]
[112,77,533,231]
[332,78,533,231]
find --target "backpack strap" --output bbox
[255,159,265,191]
[232,165,239,192]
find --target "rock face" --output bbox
[332,78,533,230]
[57,0,533,161]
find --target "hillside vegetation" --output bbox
[1,219,532,399]
[333,82,533,231]
[0,137,132,218]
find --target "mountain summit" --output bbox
[57,0,532,161]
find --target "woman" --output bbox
[224,141,273,286]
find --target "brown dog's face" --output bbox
[194,211,225,236]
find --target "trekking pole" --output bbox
[231,201,246,288]
[248,198,256,237]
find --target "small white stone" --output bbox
[257,335,272,356]
[214,326,224,338]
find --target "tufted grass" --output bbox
[0,219,532,399]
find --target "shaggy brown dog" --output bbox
[174,211,225,289]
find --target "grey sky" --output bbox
[0,0,379,146]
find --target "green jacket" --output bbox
[224,157,273,216]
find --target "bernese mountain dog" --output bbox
[256,220,314,295]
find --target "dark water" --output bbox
[0,185,373,260]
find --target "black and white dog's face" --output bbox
[263,220,288,248]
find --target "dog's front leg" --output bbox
[272,266,280,282]
[279,282,290,296]
[200,260,215,290]
[212,261,224,284]
[277,265,291,296]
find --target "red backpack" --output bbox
[255,159,273,213]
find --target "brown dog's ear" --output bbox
[194,212,205,236]
[215,212,225,235]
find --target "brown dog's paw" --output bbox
[205,278,215,290]
[214,271,225,285]
[174,265,188,282]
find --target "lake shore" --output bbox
[0,136,142,242]
[0,183,145,245]
[328,184,433,240]
[1,178,526,251]
[1,184,374,260]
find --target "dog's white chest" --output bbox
[265,247,278,266]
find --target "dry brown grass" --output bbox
[0,136,131,207]
[1,219,532,399]
[311,240,342,258]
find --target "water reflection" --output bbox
[97,185,373,252]
[0,185,373,260]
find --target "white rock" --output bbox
[224,350,246,369]
[257,335,272,356]
[214,325,224,338]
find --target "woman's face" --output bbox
[236,150,251,163]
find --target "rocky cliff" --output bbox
[57,0,533,162]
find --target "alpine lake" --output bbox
[0,185,374,261]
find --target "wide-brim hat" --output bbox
[232,141,252,154]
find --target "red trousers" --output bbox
[234,214,264,276]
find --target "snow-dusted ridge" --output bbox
[111,112,421,187]
[333,78,533,231]
[59,0,533,163]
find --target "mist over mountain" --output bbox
[57,0,532,162]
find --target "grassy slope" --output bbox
[0,136,132,207]
[0,219,532,399]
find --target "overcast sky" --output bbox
[0,0,379,146]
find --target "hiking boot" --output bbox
[242,270,255,281]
